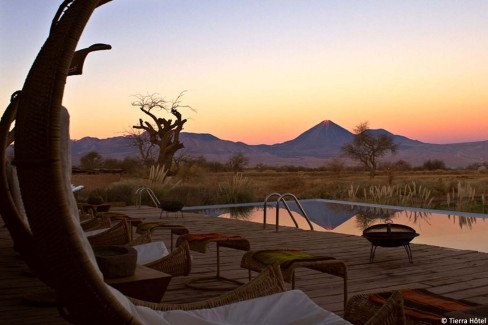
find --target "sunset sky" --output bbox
[1,1,487,145]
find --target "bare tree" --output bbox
[132,92,193,174]
[342,122,398,178]
[79,151,103,170]
[226,153,249,173]
[326,158,346,179]
[126,129,157,166]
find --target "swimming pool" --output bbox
[183,199,488,253]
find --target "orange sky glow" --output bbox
[1,1,487,145]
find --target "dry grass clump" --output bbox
[148,164,169,184]
[167,183,219,206]
[217,173,256,204]
[347,182,434,208]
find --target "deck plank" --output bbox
[1,205,488,322]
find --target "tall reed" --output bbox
[217,173,255,204]
[148,164,169,185]
[348,181,434,208]
[446,182,477,210]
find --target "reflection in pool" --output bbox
[183,199,488,253]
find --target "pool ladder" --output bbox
[263,193,314,232]
[135,187,160,208]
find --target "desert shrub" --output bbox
[325,158,346,178]
[87,189,106,204]
[102,158,122,169]
[168,184,218,206]
[301,182,347,200]
[392,160,412,171]
[149,183,179,203]
[422,159,447,171]
[177,163,208,182]
[106,179,140,205]
[226,153,249,173]
[217,173,256,204]
[104,176,180,206]
[79,151,103,169]
[87,195,104,205]
[121,157,146,176]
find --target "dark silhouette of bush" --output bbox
[422,159,447,170]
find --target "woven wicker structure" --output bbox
[6,1,289,323]
[344,292,410,325]
[241,249,348,309]
[80,214,115,231]
[344,291,407,325]
[344,289,485,325]
[0,92,57,286]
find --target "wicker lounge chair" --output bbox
[86,219,192,276]
[80,213,112,231]
[344,289,484,325]
[345,291,406,325]
[81,209,192,276]
[6,1,353,323]
[241,249,348,309]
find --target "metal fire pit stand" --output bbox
[363,221,419,263]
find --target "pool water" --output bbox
[183,199,488,253]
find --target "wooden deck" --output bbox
[2,205,488,324]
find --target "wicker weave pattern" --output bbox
[87,220,131,246]
[241,249,348,309]
[0,93,56,286]
[81,215,112,231]
[241,249,347,282]
[131,263,286,311]
[345,291,407,325]
[86,221,191,276]
[144,240,192,276]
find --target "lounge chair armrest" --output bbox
[130,263,286,311]
[143,241,192,277]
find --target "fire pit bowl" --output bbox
[159,200,184,218]
[363,222,419,263]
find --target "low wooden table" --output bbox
[177,233,250,291]
[105,265,171,302]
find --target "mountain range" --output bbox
[71,120,488,168]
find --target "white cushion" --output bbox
[133,241,169,265]
[85,227,111,237]
[108,286,350,325]
[83,231,169,265]
[71,184,85,193]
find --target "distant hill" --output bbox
[71,120,488,168]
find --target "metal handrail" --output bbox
[135,186,160,208]
[263,192,281,229]
[276,193,314,232]
[263,192,314,232]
